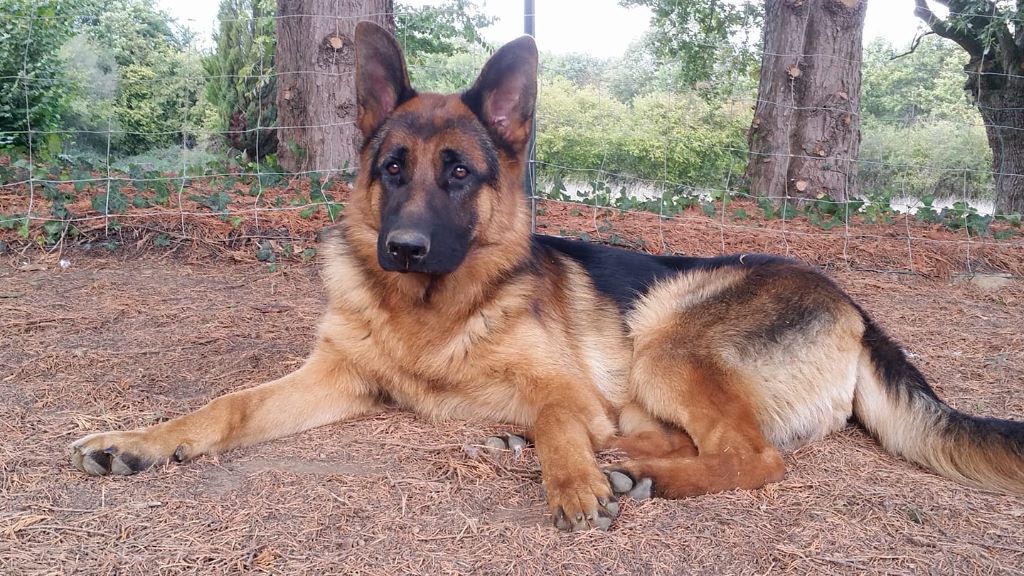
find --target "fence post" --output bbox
[525,0,537,232]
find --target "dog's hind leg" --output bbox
[610,403,697,460]
[70,341,381,476]
[609,354,785,500]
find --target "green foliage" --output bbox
[538,38,750,107]
[859,190,897,225]
[56,0,208,157]
[204,0,277,160]
[922,1,1023,59]
[915,195,941,224]
[190,190,233,214]
[620,0,761,88]
[256,239,275,262]
[859,37,993,202]
[395,0,495,59]
[116,65,172,154]
[59,34,118,151]
[602,35,691,102]
[0,0,83,152]
[408,52,483,93]
[542,53,610,89]
[941,200,992,236]
[862,37,977,126]
[860,120,992,201]
[535,77,630,172]
[535,76,748,189]
[90,182,129,214]
[796,195,864,230]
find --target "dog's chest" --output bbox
[326,303,537,422]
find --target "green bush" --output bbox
[535,77,749,190]
[859,121,993,201]
[57,0,206,158]
[409,52,488,94]
[536,77,631,173]
[862,37,978,126]
[60,34,120,152]
[0,0,79,153]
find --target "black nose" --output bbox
[385,230,430,268]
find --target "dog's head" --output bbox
[352,22,537,276]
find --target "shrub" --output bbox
[859,121,993,201]
[0,0,79,154]
[535,77,749,190]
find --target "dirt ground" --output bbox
[2,213,1024,574]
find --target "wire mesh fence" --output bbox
[0,2,1021,277]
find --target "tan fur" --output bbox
[70,24,1024,532]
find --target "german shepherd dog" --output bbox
[71,23,1024,531]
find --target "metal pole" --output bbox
[525,0,537,232]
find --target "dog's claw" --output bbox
[546,467,620,532]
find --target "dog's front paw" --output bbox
[70,431,185,476]
[544,467,619,532]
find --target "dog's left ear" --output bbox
[462,36,538,154]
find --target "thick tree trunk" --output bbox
[970,60,1024,214]
[746,0,865,202]
[275,0,394,174]
[913,0,1024,215]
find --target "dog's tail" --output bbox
[852,311,1024,494]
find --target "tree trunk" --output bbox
[746,0,865,202]
[970,60,1024,214]
[275,0,394,174]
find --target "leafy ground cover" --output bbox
[2,160,1023,574]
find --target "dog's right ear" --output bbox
[354,22,416,140]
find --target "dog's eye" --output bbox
[452,165,469,179]
[385,161,401,176]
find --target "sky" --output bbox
[157,0,931,58]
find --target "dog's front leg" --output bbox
[70,345,380,476]
[532,402,619,531]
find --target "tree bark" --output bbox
[275,0,394,174]
[969,53,1024,214]
[914,0,1024,215]
[746,0,865,202]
